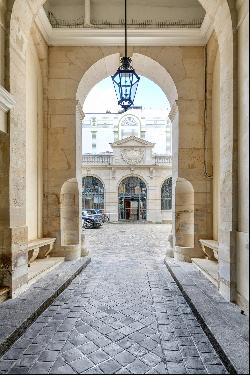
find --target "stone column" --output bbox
[0,49,29,298]
[169,101,179,182]
[76,103,88,257]
[147,170,161,223]
[84,0,91,27]
[0,0,6,87]
[0,86,16,293]
[172,49,213,261]
[47,66,80,257]
[106,168,119,222]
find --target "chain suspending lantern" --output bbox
[112,0,140,112]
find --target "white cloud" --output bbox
[83,82,119,113]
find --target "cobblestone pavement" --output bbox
[0,224,227,374]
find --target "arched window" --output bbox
[82,177,104,210]
[161,178,172,210]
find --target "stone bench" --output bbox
[28,238,56,266]
[199,239,219,261]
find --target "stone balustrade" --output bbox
[154,155,172,165]
[82,154,172,165]
[82,154,112,165]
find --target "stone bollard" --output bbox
[64,244,81,261]
[166,233,174,258]
[81,232,89,257]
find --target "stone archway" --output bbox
[4,0,238,301]
[82,176,105,211]
[118,176,148,222]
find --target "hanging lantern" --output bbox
[112,57,140,112]
[112,0,140,112]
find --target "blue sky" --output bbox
[83,76,170,113]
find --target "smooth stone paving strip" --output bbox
[0,224,228,374]
[165,259,249,374]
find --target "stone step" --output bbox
[192,258,219,287]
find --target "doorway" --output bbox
[118,177,147,221]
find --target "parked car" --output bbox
[88,209,110,223]
[95,209,110,223]
[82,210,102,229]
[84,209,103,223]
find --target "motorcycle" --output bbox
[82,217,95,229]
[82,210,102,229]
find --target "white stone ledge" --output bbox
[0,86,15,113]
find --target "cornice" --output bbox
[35,7,214,47]
[111,136,155,148]
[0,86,15,113]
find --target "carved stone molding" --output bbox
[236,0,249,29]
[0,0,6,29]
[121,148,145,165]
[169,101,179,123]
[76,101,85,121]
[0,86,16,113]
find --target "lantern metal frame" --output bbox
[112,0,140,112]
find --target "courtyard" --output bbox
[0,224,227,374]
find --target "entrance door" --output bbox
[125,200,131,220]
[118,177,147,222]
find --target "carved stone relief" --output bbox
[121,148,145,165]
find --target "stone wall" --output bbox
[236,0,249,311]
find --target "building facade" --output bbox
[82,108,172,155]
[82,136,172,223]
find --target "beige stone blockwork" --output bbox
[48,79,79,100]
[49,99,77,115]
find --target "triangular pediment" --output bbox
[111,136,155,148]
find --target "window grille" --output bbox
[161,177,172,210]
